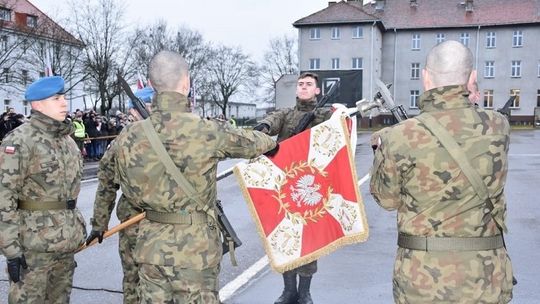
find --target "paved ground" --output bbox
[0,129,538,303]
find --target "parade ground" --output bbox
[0,129,538,303]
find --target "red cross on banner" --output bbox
[234,110,369,273]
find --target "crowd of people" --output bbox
[0,107,135,161]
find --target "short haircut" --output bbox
[148,51,189,92]
[298,72,319,87]
[425,40,473,88]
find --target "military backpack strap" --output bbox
[141,119,238,265]
[415,113,501,230]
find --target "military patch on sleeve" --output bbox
[4,146,16,154]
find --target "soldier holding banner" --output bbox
[254,72,332,304]
[370,40,514,303]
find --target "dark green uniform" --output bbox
[111,92,276,303]
[370,86,514,303]
[0,110,87,303]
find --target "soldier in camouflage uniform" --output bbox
[254,72,332,304]
[370,41,514,303]
[109,51,276,303]
[85,87,154,304]
[0,76,87,303]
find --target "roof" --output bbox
[294,0,540,30]
[293,1,379,26]
[0,0,83,47]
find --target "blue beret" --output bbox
[128,87,154,109]
[25,76,65,102]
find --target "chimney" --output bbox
[328,1,337,6]
[374,0,385,11]
[462,0,474,12]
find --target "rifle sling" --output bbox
[141,119,237,264]
[415,114,501,226]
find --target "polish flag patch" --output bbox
[4,146,16,154]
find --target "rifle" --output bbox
[292,80,340,135]
[117,71,150,119]
[497,95,515,120]
[117,73,242,261]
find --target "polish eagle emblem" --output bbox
[290,175,322,207]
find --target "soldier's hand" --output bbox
[264,143,279,157]
[253,123,270,133]
[7,255,28,283]
[85,230,105,245]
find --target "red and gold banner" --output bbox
[234,111,368,273]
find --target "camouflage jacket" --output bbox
[91,141,142,232]
[259,97,332,142]
[0,110,86,259]
[370,86,513,303]
[112,92,276,268]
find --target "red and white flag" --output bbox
[44,52,53,77]
[234,110,368,272]
[136,71,145,89]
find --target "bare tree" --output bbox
[71,0,137,114]
[259,35,299,102]
[205,45,257,117]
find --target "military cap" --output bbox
[128,87,155,109]
[25,76,65,102]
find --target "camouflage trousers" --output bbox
[290,260,317,277]
[119,222,139,304]
[8,251,76,304]
[138,263,220,304]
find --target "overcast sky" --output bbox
[29,0,343,61]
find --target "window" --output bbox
[0,7,11,21]
[483,90,494,108]
[436,33,445,44]
[410,90,420,108]
[22,70,28,85]
[352,26,363,38]
[310,28,320,40]
[411,63,420,79]
[2,68,10,83]
[331,27,340,40]
[460,32,470,46]
[512,30,523,47]
[1,35,7,52]
[331,58,340,70]
[510,89,520,108]
[309,58,320,70]
[486,32,496,48]
[352,57,363,69]
[3,99,10,112]
[484,61,495,78]
[23,101,28,116]
[511,60,521,78]
[26,15,37,28]
[412,34,421,50]
[537,89,540,107]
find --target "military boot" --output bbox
[297,275,313,304]
[274,271,298,304]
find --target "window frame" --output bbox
[512,30,523,47]
[331,58,340,70]
[309,58,320,70]
[412,33,421,50]
[352,57,363,70]
[486,32,496,48]
[511,60,521,78]
[484,61,495,78]
[0,7,11,22]
[483,89,494,108]
[460,32,470,46]
[510,89,520,108]
[436,33,446,44]
[331,27,340,40]
[411,62,420,79]
[26,15,38,28]
[309,28,321,40]
[352,26,363,39]
[409,90,420,108]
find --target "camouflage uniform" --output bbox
[111,92,276,303]
[0,110,87,303]
[90,142,142,304]
[259,97,332,276]
[370,85,514,303]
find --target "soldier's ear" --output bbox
[315,87,321,95]
[422,69,433,91]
